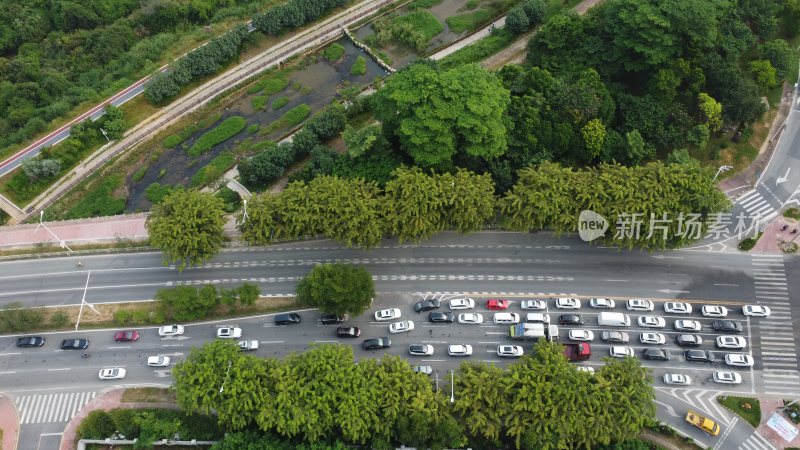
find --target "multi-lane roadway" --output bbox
[0,232,797,449]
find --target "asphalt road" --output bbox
[0,232,797,449]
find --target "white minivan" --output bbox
[597,312,631,327]
[493,312,521,324]
[525,313,551,324]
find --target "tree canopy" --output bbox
[295,263,375,317]
[147,189,226,271]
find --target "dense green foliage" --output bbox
[440,28,515,68]
[505,0,546,35]
[252,0,348,36]
[190,151,236,187]
[174,339,654,449]
[240,168,495,246]
[296,263,375,316]
[145,182,178,204]
[64,175,126,218]
[153,283,259,322]
[349,56,367,76]
[271,96,289,110]
[260,103,310,135]
[146,189,226,271]
[370,10,444,53]
[374,62,509,168]
[323,43,345,62]
[0,302,45,333]
[76,408,221,443]
[0,0,283,153]
[211,432,351,450]
[499,161,730,249]
[188,116,247,156]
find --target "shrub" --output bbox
[260,104,311,135]
[272,96,289,110]
[188,116,247,156]
[145,183,178,204]
[77,410,116,439]
[252,95,268,110]
[66,176,126,219]
[190,152,235,187]
[0,302,46,333]
[216,187,242,212]
[247,124,259,134]
[163,134,184,148]
[466,0,478,9]
[132,166,148,181]
[323,43,346,61]
[114,310,132,326]
[350,56,367,75]
[50,311,70,328]
[784,207,800,220]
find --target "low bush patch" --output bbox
[324,43,346,61]
[446,9,492,33]
[272,96,289,110]
[188,116,247,156]
[260,104,311,135]
[190,151,235,187]
[350,56,367,75]
[65,175,126,219]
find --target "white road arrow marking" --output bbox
[654,400,679,418]
[776,167,791,185]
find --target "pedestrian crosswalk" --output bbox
[737,190,778,224]
[739,431,776,450]
[16,390,96,424]
[751,255,799,396]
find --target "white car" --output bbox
[497,345,524,357]
[158,324,185,337]
[702,305,728,318]
[716,336,746,349]
[98,367,127,380]
[448,344,473,356]
[589,298,615,309]
[664,302,692,314]
[626,299,654,311]
[216,326,242,339]
[568,330,594,341]
[389,320,415,334]
[663,373,691,386]
[374,308,401,321]
[609,346,634,358]
[147,356,171,367]
[674,320,702,332]
[576,366,595,374]
[521,299,547,310]
[555,298,581,309]
[458,313,484,324]
[640,333,665,345]
[409,344,434,356]
[449,298,475,310]
[713,371,742,385]
[238,340,259,351]
[725,353,754,367]
[742,304,771,317]
[412,365,433,375]
[637,316,666,328]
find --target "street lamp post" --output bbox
[450,370,454,403]
[712,165,733,181]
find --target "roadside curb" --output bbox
[0,393,20,450]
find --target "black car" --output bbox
[429,311,455,323]
[60,339,89,350]
[414,299,441,313]
[675,334,703,347]
[16,336,45,348]
[336,326,361,338]
[275,313,302,325]
[321,314,348,325]
[643,348,671,361]
[684,349,715,363]
[362,337,391,350]
[712,320,742,334]
[601,331,630,343]
[559,314,584,325]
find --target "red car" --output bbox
[114,330,139,342]
[486,299,510,310]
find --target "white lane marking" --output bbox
[47,368,70,371]
[258,341,285,344]
[0,282,168,298]
[0,352,21,356]
[0,371,17,375]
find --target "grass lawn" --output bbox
[395,10,445,41]
[188,116,247,156]
[259,104,311,136]
[190,151,236,187]
[446,9,492,34]
[784,207,800,220]
[252,95,268,110]
[121,387,177,404]
[323,43,346,61]
[718,396,761,427]
[440,28,514,68]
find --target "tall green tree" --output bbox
[147,189,226,271]
[374,62,509,168]
[295,263,375,316]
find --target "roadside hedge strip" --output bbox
[188,116,247,156]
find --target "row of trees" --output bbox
[173,339,655,449]
[505,0,547,35]
[252,0,348,36]
[144,25,250,104]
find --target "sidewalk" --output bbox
[60,388,179,450]
[755,397,800,449]
[752,215,799,254]
[0,394,19,450]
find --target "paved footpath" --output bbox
[59,388,178,450]
[0,394,20,450]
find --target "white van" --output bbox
[526,313,551,324]
[493,312,521,324]
[597,312,631,327]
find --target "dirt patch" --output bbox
[121,387,177,404]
